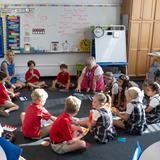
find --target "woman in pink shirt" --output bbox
[76,56,104,93]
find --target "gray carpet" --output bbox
[0,88,160,160]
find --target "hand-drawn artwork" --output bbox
[23,24,31,30]
[24,37,30,43]
[40,15,48,21]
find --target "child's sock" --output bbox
[5,109,10,113]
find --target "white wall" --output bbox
[14,53,89,76]
[0,0,122,76]
[1,0,122,4]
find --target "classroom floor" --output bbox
[0,82,160,160]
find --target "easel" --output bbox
[91,25,127,76]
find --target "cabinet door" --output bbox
[128,21,141,51]
[136,51,148,76]
[152,22,160,51]
[128,50,137,76]
[130,0,142,20]
[141,0,156,20]
[138,21,153,51]
[155,0,160,20]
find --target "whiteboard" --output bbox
[8,4,121,52]
[95,25,127,63]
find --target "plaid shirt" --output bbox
[124,101,147,135]
[146,96,160,124]
[92,108,116,143]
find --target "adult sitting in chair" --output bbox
[1,50,25,90]
[76,56,104,93]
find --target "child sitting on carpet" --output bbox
[80,93,116,143]
[25,60,47,89]
[50,64,74,91]
[0,71,19,117]
[21,89,56,139]
[113,87,147,135]
[50,96,86,154]
[104,72,119,106]
[145,82,160,124]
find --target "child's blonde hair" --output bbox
[65,96,81,114]
[31,89,48,102]
[6,50,15,63]
[94,93,107,104]
[125,87,140,100]
[95,93,111,108]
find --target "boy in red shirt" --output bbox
[0,71,19,117]
[25,60,47,89]
[50,64,74,91]
[20,89,56,139]
[50,96,86,154]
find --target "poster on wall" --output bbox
[0,17,4,58]
[6,15,20,51]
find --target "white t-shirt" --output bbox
[82,65,104,76]
[91,106,112,121]
[0,146,7,160]
[149,94,160,108]
[126,97,141,115]
[111,79,119,95]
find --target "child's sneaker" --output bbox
[0,110,9,117]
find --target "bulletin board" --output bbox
[6,15,20,50]
[0,17,4,58]
[6,3,121,52]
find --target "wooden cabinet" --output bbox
[128,21,141,50]
[123,0,159,76]
[124,0,158,76]
[130,0,142,20]
[141,0,156,20]
[128,50,137,76]
[138,21,153,51]
[130,0,156,20]
[155,0,160,20]
[152,21,160,51]
[136,51,148,76]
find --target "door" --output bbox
[130,0,142,20]
[138,21,153,51]
[155,0,160,20]
[151,21,160,51]
[141,0,156,20]
[136,51,148,76]
[128,50,137,76]
[128,21,141,51]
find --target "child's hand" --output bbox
[33,74,37,77]
[75,86,81,92]
[72,117,80,125]
[76,126,83,133]
[72,125,83,132]
[65,87,69,92]
[14,92,20,97]
[112,107,119,115]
